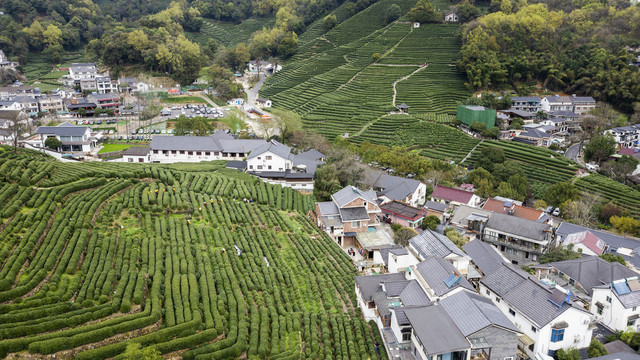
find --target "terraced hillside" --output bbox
[260,0,469,140]
[0,148,384,359]
[187,17,276,47]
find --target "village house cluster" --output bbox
[310,178,640,360]
[457,94,597,147]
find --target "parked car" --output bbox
[552,208,561,217]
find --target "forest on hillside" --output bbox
[458,0,640,112]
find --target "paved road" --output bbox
[565,143,582,164]
[246,74,266,106]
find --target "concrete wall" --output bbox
[149,150,244,163]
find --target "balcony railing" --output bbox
[484,234,547,253]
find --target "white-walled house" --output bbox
[148,133,265,163]
[122,146,149,163]
[256,98,272,108]
[479,263,593,360]
[28,122,96,153]
[431,185,481,207]
[605,124,640,149]
[541,96,573,112]
[69,63,98,83]
[246,141,324,191]
[592,278,640,332]
[380,246,419,274]
[246,140,293,172]
[360,168,428,207]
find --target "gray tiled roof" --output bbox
[410,229,466,260]
[399,280,430,306]
[511,96,541,102]
[534,256,637,296]
[292,149,325,174]
[246,139,291,160]
[122,146,149,156]
[218,139,265,153]
[149,135,264,153]
[462,239,506,276]
[589,353,640,360]
[425,200,448,212]
[440,291,519,336]
[416,257,474,297]
[556,222,640,269]
[332,186,377,208]
[383,280,410,297]
[360,168,422,202]
[317,201,339,216]
[481,263,589,327]
[36,125,88,136]
[355,273,406,301]
[340,207,369,221]
[404,306,470,356]
[150,136,223,151]
[502,279,579,327]
[484,212,551,242]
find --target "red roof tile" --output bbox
[431,185,474,204]
[482,199,543,221]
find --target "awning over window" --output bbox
[551,321,569,329]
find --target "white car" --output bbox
[552,208,561,217]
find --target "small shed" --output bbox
[444,12,459,22]
[396,103,410,113]
[256,98,272,108]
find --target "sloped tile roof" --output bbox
[432,185,474,204]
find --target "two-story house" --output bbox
[462,239,508,286]
[405,290,521,360]
[315,185,385,257]
[571,95,596,115]
[96,76,118,94]
[482,212,553,265]
[541,96,574,112]
[479,263,593,360]
[409,257,475,300]
[29,122,95,152]
[592,277,640,332]
[409,230,471,273]
[532,256,637,311]
[355,273,431,349]
[38,95,66,114]
[360,168,428,207]
[431,185,481,208]
[511,96,541,113]
[69,63,98,82]
[247,140,293,172]
[605,124,640,149]
[247,141,325,191]
[89,93,121,112]
[379,201,425,229]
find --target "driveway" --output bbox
[245,73,266,106]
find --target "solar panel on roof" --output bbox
[444,273,461,288]
[614,282,631,295]
[548,288,568,308]
[628,279,640,292]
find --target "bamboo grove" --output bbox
[0,148,387,360]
